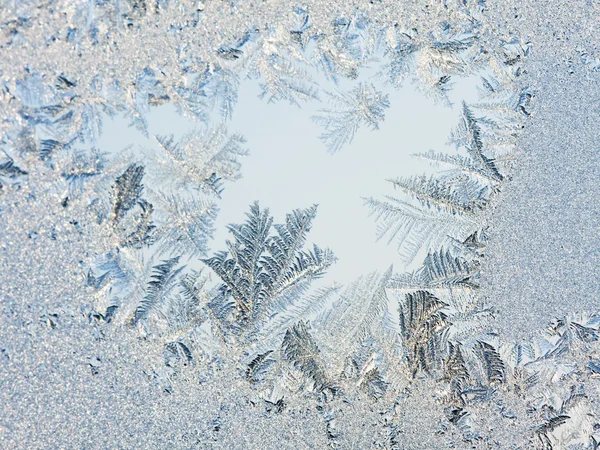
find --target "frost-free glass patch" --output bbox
[1,2,599,449]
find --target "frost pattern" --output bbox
[0,1,598,449]
[312,83,390,153]
[364,100,507,264]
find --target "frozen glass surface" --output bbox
[1,2,599,448]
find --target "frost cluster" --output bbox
[1,1,599,449]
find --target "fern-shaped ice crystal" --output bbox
[313,82,390,153]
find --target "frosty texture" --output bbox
[1,1,600,449]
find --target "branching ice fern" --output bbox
[261,204,320,296]
[89,249,156,326]
[339,338,392,400]
[91,163,216,332]
[203,202,272,327]
[475,340,506,385]
[389,174,488,215]
[313,269,393,377]
[110,163,157,249]
[398,290,449,376]
[4,4,598,448]
[449,102,503,182]
[153,126,247,195]
[312,83,390,153]
[132,256,185,326]
[254,242,336,340]
[380,26,478,102]
[255,284,342,353]
[414,149,499,183]
[195,65,240,121]
[186,202,341,403]
[387,239,501,403]
[364,195,478,264]
[281,321,332,393]
[365,99,505,264]
[149,192,218,259]
[112,163,146,223]
[164,270,209,334]
[202,202,335,340]
[245,26,320,106]
[391,247,479,289]
[444,342,471,402]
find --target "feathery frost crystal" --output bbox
[1,1,599,449]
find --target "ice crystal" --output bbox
[1,0,599,448]
[313,82,390,153]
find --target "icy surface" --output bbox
[1,1,600,449]
[481,62,600,339]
